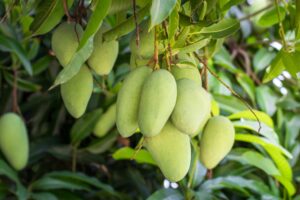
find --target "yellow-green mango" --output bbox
[130,22,154,59]
[144,122,191,182]
[171,65,202,85]
[88,26,119,75]
[94,103,116,137]
[0,113,29,170]
[171,79,211,135]
[61,65,93,118]
[116,66,152,137]
[138,69,177,137]
[200,116,235,169]
[51,22,83,67]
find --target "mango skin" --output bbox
[144,122,191,182]
[61,65,93,118]
[94,104,116,137]
[88,27,119,75]
[138,69,177,137]
[200,116,235,169]
[171,66,202,85]
[51,22,83,67]
[116,66,152,137]
[0,113,29,170]
[171,79,211,135]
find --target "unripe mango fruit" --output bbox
[171,79,211,135]
[200,116,235,169]
[171,66,202,85]
[94,103,116,137]
[0,113,29,170]
[138,69,177,137]
[116,66,152,137]
[61,65,93,118]
[88,26,119,75]
[51,22,83,67]
[144,122,191,182]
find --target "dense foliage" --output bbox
[0,0,299,199]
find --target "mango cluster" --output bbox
[116,63,235,182]
[51,22,118,118]
[0,113,29,170]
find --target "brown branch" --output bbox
[153,26,159,70]
[62,0,72,22]
[201,56,208,91]
[206,169,213,179]
[194,53,262,133]
[133,0,140,46]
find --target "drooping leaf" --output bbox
[30,0,74,35]
[146,189,183,200]
[150,0,177,29]
[199,18,240,39]
[281,50,300,78]
[0,33,32,75]
[113,147,156,165]
[236,73,255,103]
[263,51,285,83]
[229,110,274,128]
[50,0,111,89]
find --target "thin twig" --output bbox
[131,137,144,160]
[202,56,208,91]
[275,0,288,50]
[153,26,159,70]
[12,68,21,115]
[194,53,262,133]
[238,3,273,21]
[132,0,139,46]
[206,169,213,179]
[62,0,72,22]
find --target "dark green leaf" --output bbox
[257,7,285,27]
[200,18,240,38]
[146,189,183,200]
[150,0,177,29]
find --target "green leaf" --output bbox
[30,0,74,35]
[0,33,32,75]
[221,0,245,11]
[146,189,183,200]
[70,109,103,145]
[103,4,150,41]
[256,85,278,116]
[3,71,41,92]
[257,7,286,27]
[150,0,177,29]
[235,133,292,159]
[233,120,279,143]
[31,192,58,200]
[274,175,296,196]
[113,147,156,165]
[236,73,255,103]
[253,48,276,72]
[263,51,285,83]
[240,151,280,176]
[173,38,210,54]
[281,50,300,78]
[86,131,117,154]
[168,1,180,40]
[213,94,247,114]
[32,55,52,75]
[229,110,274,128]
[199,18,240,39]
[50,0,111,89]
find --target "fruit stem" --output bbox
[132,0,140,47]
[153,26,160,70]
[131,137,144,160]
[62,0,72,23]
[12,67,21,115]
[162,21,173,70]
[275,0,288,51]
[194,53,262,133]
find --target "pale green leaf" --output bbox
[150,0,177,29]
[200,18,240,38]
[229,110,274,128]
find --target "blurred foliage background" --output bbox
[0,0,300,199]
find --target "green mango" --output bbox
[130,22,154,59]
[171,79,211,135]
[200,116,235,169]
[116,66,152,137]
[144,122,191,182]
[171,65,202,85]
[61,65,93,118]
[88,26,119,75]
[51,22,83,67]
[94,103,116,137]
[138,69,177,137]
[0,113,29,170]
